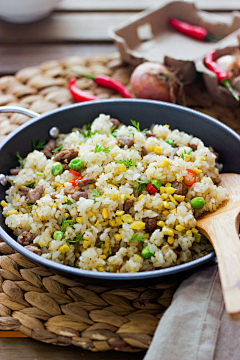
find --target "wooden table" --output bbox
[0,0,239,358]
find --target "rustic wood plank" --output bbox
[0,338,145,360]
[58,0,240,11]
[0,13,133,43]
[0,44,116,75]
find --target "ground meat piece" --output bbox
[53,148,78,163]
[50,193,58,200]
[71,191,88,201]
[17,231,35,246]
[144,131,157,138]
[188,143,197,151]
[62,163,70,171]
[75,178,96,187]
[25,185,43,204]
[10,169,21,175]
[171,181,183,195]
[110,118,120,130]
[141,146,147,157]
[111,244,120,255]
[42,139,56,158]
[20,186,30,197]
[143,217,157,233]
[123,199,134,211]
[25,245,42,256]
[117,136,134,148]
[209,146,219,162]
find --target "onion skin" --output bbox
[130,62,178,103]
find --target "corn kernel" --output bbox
[102,208,109,219]
[167,236,174,244]
[54,182,62,188]
[130,221,145,230]
[205,202,210,208]
[110,266,114,272]
[75,252,80,258]
[101,221,109,226]
[111,193,119,201]
[147,146,154,153]
[135,255,140,262]
[89,184,94,190]
[194,236,201,243]
[114,234,122,241]
[160,159,171,168]
[169,195,178,206]
[165,124,170,129]
[154,146,162,155]
[157,221,165,227]
[184,154,191,162]
[165,187,176,194]
[83,240,91,249]
[76,217,83,224]
[192,228,198,234]
[212,204,217,211]
[88,210,96,217]
[160,187,166,194]
[64,213,69,218]
[194,167,202,175]
[130,270,137,273]
[144,233,150,239]
[161,194,168,200]
[116,210,124,216]
[162,210,169,216]
[1,200,7,207]
[170,209,177,214]
[95,220,100,226]
[52,203,58,208]
[109,219,116,227]
[59,245,70,254]
[6,210,18,216]
[163,201,170,209]
[138,194,144,201]
[121,214,133,223]
[97,266,105,272]
[186,230,192,236]
[162,226,174,236]
[99,254,106,259]
[174,194,185,202]
[200,156,205,161]
[175,225,185,232]
[118,164,127,172]
[38,243,44,248]
[124,194,135,200]
[115,217,123,226]
[165,183,171,188]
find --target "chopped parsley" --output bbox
[16,152,25,167]
[96,241,104,247]
[52,145,63,155]
[134,180,150,196]
[66,234,84,243]
[23,182,35,188]
[89,229,93,233]
[110,126,118,138]
[131,120,148,133]
[92,189,101,203]
[165,139,175,147]
[129,233,146,242]
[60,218,77,233]
[28,202,37,210]
[32,139,46,151]
[94,144,111,154]
[180,149,193,160]
[63,200,73,205]
[114,159,137,169]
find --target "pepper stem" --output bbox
[221,78,239,101]
[66,68,95,80]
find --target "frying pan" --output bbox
[0,99,239,286]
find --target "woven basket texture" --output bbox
[0,54,239,351]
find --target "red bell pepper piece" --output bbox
[146,183,158,195]
[182,169,196,187]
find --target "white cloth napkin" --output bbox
[144,265,240,360]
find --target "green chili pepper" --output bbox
[150,180,162,190]
[51,162,63,176]
[69,158,84,171]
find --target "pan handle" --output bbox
[0,105,40,119]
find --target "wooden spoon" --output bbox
[197,173,240,321]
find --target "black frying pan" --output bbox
[0,99,239,286]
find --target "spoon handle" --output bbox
[198,211,240,320]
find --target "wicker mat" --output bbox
[0,54,239,351]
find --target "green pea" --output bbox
[141,246,154,259]
[53,231,64,240]
[165,139,175,147]
[69,158,84,172]
[51,162,63,176]
[151,179,162,190]
[190,197,205,210]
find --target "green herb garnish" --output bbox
[28,202,37,210]
[81,130,101,138]
[96,241,104,247]
[165,139,175,147]
[63,200,73,205]
[110,126,118,138]
[129,233,146,242]
[134,180,150,196]
[32,139,46,151]
[89,229,93,232]
[16,152,25,167]
[52,145,63,155]
[60,218,77,233]
[94,144,111,154]
[131,120,148,133]
[24,182,35,188]
[180,149,193,160]
[66,233,84,243]
[93,189,101,203]
[114,159,137,169]
[35,172,44,176]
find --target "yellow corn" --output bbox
[157,220,165,227]
[165,187,176,194]
[75,253,80,258]
[165,124,170,129]
[97,266,104,272]
[109,183,118,189]
[169,195,178,206]
[192,228,198,234]
[167,236,174,244]
[82,240,91,249]
[109,219,116,227]
[161,194,168,200]
[147,146,154,153]
[200,156,205,161]
[162,210,169,216]
[76,217,83,224]
[54,182,62,188]
[162,226,174,236]
[89,184,94,190]
[163,201,170,209]
[116,210,124,216]
[102,208,109,219]
[52,203,58,208]
[115,217,123,226]
[64,213,69,218]
[59,245,70,254]
[95,220,100,226]
[117,164,127,172]
[38,243,44,248]
[174,194,185,202]
[165,182,171,188]
[205,202,210,208]
[170,209,177,214]
[194,167,202,175]
[186,230,192,236]
[88,210,96,217]
[124,194,135,200]
[160,187,166,194]
[175,225,185,232]
[154,146,162,155]
[121,214,133,223]
[101,221,109,226]
[110,266,114,272]
[144,233,150,239]
[138,194,144,201]
[99,254,106,259]
[184,154,191,162]
[1,200,8,207]
[212,204,217,211]
[111,193,119,201]
[130,221,145,230]
[6,210,18,216]
[160,159,171,168]
[114,234,122,241]
[134,255,140,262]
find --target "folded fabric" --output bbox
[144,265,240,360]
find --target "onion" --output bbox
[130,62,179,103]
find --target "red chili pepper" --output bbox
[69,169,81,177]
[182,169,196,187]
[68,77,99,102]
[68,70,132,98]
[69,175,82,187]
[204,50,239,101]
[146,183,158,195]
[169,18,214,41]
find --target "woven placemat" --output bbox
[0,54,239,351]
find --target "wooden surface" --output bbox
[0,0,239,359]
